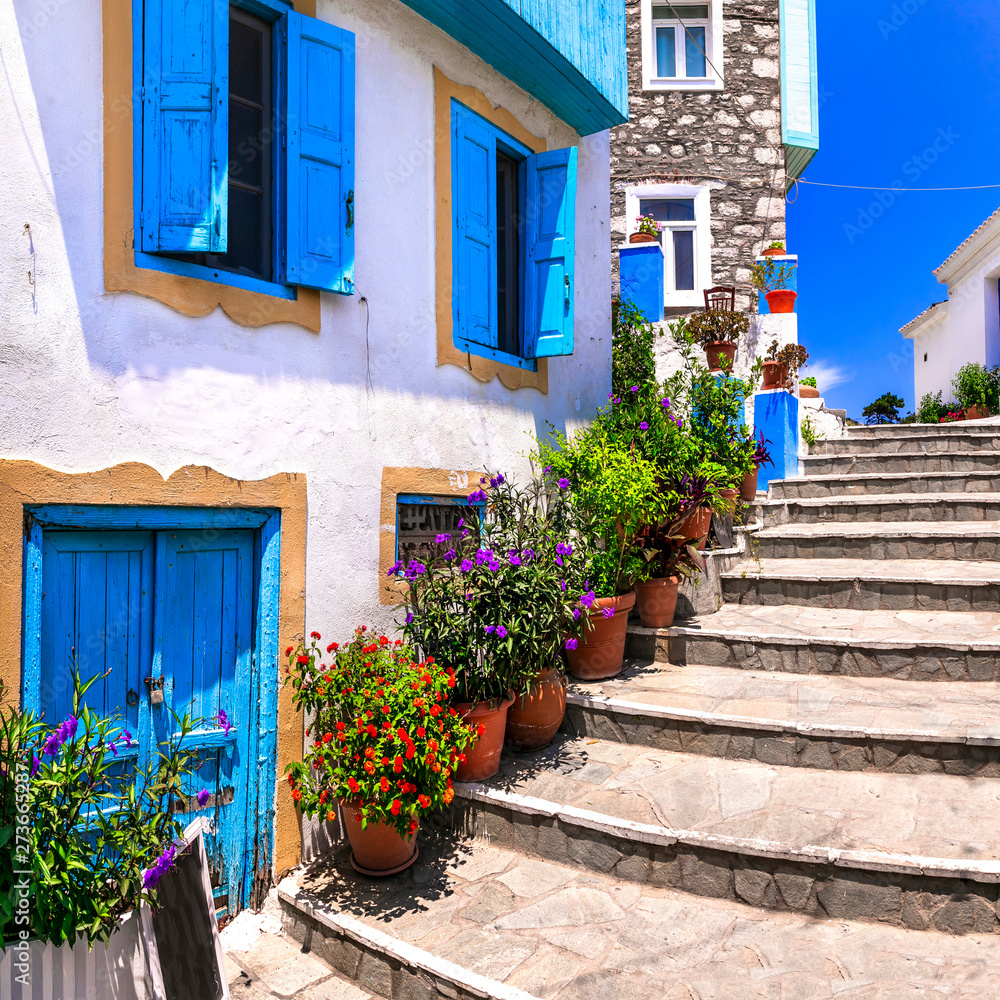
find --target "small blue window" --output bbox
[451,101,578,368]
[134,0,355,298]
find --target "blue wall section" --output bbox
[398,0,628,134]
[754,390,799,489]
[619,244,663,324]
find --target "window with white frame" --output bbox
[626,185,712,308]
[641,2,724,91]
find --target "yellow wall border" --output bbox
[379,466,482,605]
[102,0,322,331]
[434,67,549,392]
[0,461,307,877]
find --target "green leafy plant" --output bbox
[800,376,817,388]
[392,473,591,699]
[686,309,750,346]
[1,674,203,948]
[283,628,477,838]
[800,415,818,448]
[766,241,786,252]
[862,392,905,425]
[749,257,796,293]
[612,300,660,392]
[634,213,661,237]
[764,339,809,387]
[952,363,999,412]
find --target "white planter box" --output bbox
[1,911,150,1000]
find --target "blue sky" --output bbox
[788,1,1000,420]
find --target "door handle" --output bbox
[564,275,571,309]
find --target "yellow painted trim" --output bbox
[0,461,307,877]
[102,0,321,331]
[433,67,549,392]
[379,466,483,605]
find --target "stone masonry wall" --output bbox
[611,0,788,315]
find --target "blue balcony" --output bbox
[399,0,628,135]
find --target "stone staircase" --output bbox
[279,422,1000,999]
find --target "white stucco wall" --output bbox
[0,0,613,641]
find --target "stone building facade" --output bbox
[611,0,816,316]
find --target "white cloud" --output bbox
[803,359,851,391]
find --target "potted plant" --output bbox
[749,257,797,313]
[686,309,750,372]
[952,362,998,420]
[284,629,477,875]
[629,213,661,244]
[762,340,808,390]
[761,240,787,257]
[1,674,203,957]
[740,431,773,501]
[799,375,819,399]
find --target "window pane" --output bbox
[685,26,707,77]
[640,198,695,223]
[655,26,676,77]
[396,499,481,563]
[652,4,709,18]
[673,230,695,291]
[496,150,521,358]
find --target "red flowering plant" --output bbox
[283,627,479,836]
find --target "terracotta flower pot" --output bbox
[629,232,657,243]
[340,802,419,877]
[634,576,680,629]
[966,404,990,420]
[719,488,739,515]
[798,385,819,398]
[453,695,514,782]
[761,361,788,389]
[677,506,712,550]
[761,247,786,257]
[739,465,759,502]
[566,591,636,681]
[765,289,797,314]
[505,667,567,752]
[704,341,737,372]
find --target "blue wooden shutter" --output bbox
[523,146,577,358]
[452,102,497,349]
[284,12,355,294]
[141,0,228,253]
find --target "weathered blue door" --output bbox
[32,526,259,916]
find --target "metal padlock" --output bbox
[150,687,164,705]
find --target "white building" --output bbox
[901,206,1000,403]
[0,0,626,909]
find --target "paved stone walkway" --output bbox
[293,838,1000,999]
[487,733,999,863]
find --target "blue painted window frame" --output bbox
[21,504,281,910]
[395,494,485,562]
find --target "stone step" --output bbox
[720,557,1000,612]
[754,521,1000,561]
[802,449,1000,475]
[811,429,1000,456]
[762,492,1000,525]
[278,834,1000,998]
[632,604,1000,682]
[453,736,1000,933]
[770,470,1000,499]
[562,661,1000,775]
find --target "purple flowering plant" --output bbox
[0,670,205,948]
[392,471,590,702]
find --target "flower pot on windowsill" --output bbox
[704,340,737,372]
[966,404,991,420]
[340,802,419,877]
[761,246,786,257]
[453,695,514,781]
[676,506,712,550]
[505,666,567,752]
[761,361,788,390]
[634,576,680,629]
[566,591,636,681]
[629,232,657,244]
[739,465,759,502]
[799,385,820,399]
[765,289,797,313]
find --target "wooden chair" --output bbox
[703,286,736,312]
